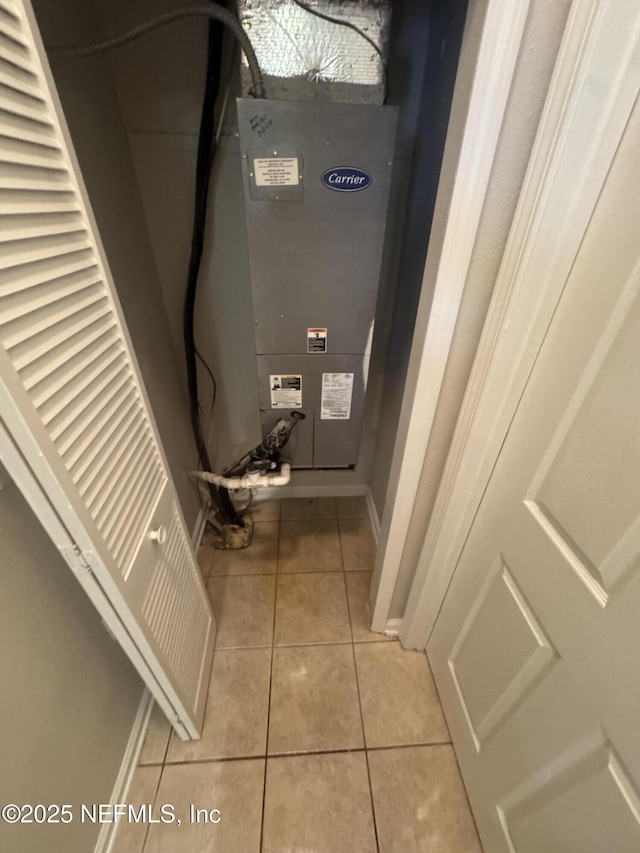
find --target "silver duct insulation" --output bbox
[238,0,391,104]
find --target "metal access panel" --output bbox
[257,354,367,468]
[238,99,397,467]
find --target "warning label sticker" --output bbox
[307,328,328,353]
[270,374,302,408]
[321,373,354,420]
[254,157,299,187]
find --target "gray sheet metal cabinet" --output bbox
[238,99,397,468]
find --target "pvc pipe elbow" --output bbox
[190,462,291,490]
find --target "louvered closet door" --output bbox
[0,0,214,738]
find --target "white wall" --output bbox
[0,474,143,853]
[384,0,573,618]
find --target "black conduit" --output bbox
[184,3,240,526]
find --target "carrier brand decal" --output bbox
[321,167,372,192]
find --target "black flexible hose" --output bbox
[49,4,265,99]
[183,5,241,527]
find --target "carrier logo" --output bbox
[321,167,372,192]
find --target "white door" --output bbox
[428,73,640,853]
[0,0,214,738]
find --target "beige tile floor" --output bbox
[116,497,482,853]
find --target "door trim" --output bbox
[370,0,532,630]
[401,0,640,649]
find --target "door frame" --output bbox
[398,0,640,649]
[370,0,532,632]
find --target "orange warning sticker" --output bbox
[307,328,327,353]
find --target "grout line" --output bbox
[164,755,269,767]
[352,667,379,849]
[278,567,345,575]
[266,740,452,757]
[366,740,454,751]
[206,570,370,579]
[267,746,366,760]
[260,521,280,853]
[279,516,339,522]
[339,524,380,853]
[348,643,380,853]
[208,567,363,579]
[272,638,352,647]
[260,757,269,853]
[275,510,283,574]
[138,714,174,769]
[214,639,357,651]
[141,760,166,853]
[279,514,339,522]
[156,739,456,768]
[209,572,277,579]
[161,719,172,765]
[164,747,365,767]
[337,523,354,643]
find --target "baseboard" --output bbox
[384,618,402,637]
[365,487,381,543]
[192,506,207,549]
[95,690,154,853]
[256,484,369,501]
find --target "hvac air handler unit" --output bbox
[238,97,398,469]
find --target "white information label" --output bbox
[254,157,299,187]
[270,374,302,408]
[321,373,354,420]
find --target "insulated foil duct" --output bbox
[238,0,391,104]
